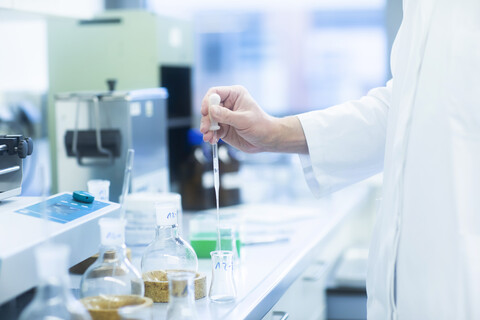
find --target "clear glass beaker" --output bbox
[209,250,236,303]
[80,218,144,298]
[166,272,198,320]
[19,243,92,320]
[87,179,110,201]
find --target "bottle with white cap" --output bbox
[19,243,92,320]
[80,218,144,298]
[141,203,198,279]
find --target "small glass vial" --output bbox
[141,203,198,276]
[209,250,236,303]
[80,218,144,298]
[19,243,92,320]
[166,272,198,320]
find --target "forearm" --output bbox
[266,115,308,154]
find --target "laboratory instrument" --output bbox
[87,179,110,201]
[54,88,169,202]
[141,203,199,302]
[49,10,194,194]
[0,193,120,305]
[208,93,222,251]
[124,192,182,246]
[18,243,92,320]
[209,250,237,303]
[166,272,198,320]
[81,295,153,320]
[119,149,135,219]
[0,134,33,200]
[141,203,197,275]
[189,214,242,259]
[80,218,144,298]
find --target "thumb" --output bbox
[210,105,244,128]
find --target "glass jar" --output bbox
[19,243,92,320]
[80,218,144,298]
[166,272,198,320]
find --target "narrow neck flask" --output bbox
[166,272,198,320]
[80,218,144,298]
[19,244,92,320]
[141,203,198,276]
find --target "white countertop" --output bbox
[66,184,370,319]
[143,185,370,320]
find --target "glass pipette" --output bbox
[209,94,221,250]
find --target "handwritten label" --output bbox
[215,262,233,271]
[156,207,178,226]
[106,231,122,240]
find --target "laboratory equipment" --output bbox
[80,218,144,298]
[209,250,237,303]
[141,203,200,302]
[166,272,198,320]
[48,10,194,193]
[141,203,197,274]
[0,135,33,200]
[54,88,169,202]
[81,296,153,320]
[119,149,135,219]
[87,179,110,201]
[0,192,120,305]
[18,243,92,320]
[208,93,222,251]
[124,192,182,246]
[189,214,242,259]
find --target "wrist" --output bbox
[267,116,308,154]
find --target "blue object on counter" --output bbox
[73,191,94,203]
[15,193,109,224]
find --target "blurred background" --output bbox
[0,1,404,319]
[0,0,402,204]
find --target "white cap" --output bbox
[209,93,221,131]
[99,218,126,246]
[35,243,69,280]
[155,203,178,226]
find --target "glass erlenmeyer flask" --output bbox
[209,250,236,303]
[166,272,198,320]
[141,203,198,277]
[19,243,92,320]
[80,218,144,298]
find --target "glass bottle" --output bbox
[19,243,92,320]
[166,272,198,320]
[209,250,236,303]
[141,203,198,277]
[80,218,144,298]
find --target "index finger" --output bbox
[200,86,239,116]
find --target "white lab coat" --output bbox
[298,0,480,319]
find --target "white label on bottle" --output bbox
[202,171,214,189]
[221,172,241,190]
[156,206,178,226]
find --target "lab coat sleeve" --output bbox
[298,80,392,197]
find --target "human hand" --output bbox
[199,85,278,153]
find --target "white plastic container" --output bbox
[124,192,182,246]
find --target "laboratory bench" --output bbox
[125,183,373,320]
[1,181,375,320]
